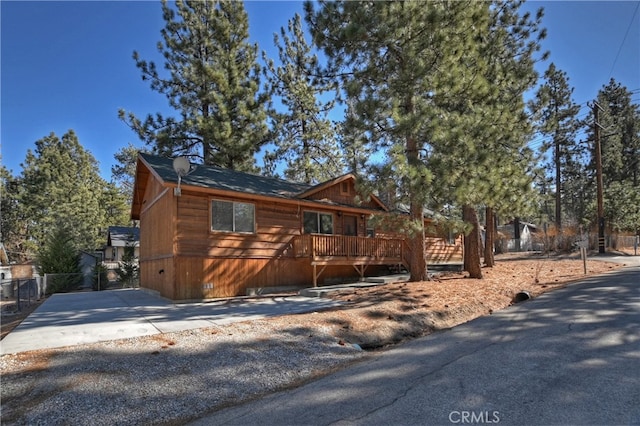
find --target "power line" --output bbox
[608,1,640,78]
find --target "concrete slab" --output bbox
[300,274,410,298]
[0,289,341,355]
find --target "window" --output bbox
[303,211,333,234]
[211,200,255,233]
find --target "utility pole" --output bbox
[592,102,606,254]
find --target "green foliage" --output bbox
[111,143,149,206]
[582,79,640,233]
[603,181,640,233]
[306,0,490,279]
[17,130,130,257]
[116,235,139,288]
[339,100,376,176]
[92,263,109,291]
[37,224,82,294]
[591,79,640,187]
[307,0,545,278]
[119,0,269,171]
[529,63,584,228]
[263,13,344,183]
[0,166,27,263]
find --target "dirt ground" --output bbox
[0,253,627,348]
[263,252,626,349]
[0,299,45,340]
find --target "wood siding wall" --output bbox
[173,256,384,299]
[138,186,389,299]
[175,194,300,259]
[138,176,463,299]
[139,177,176,299]
[425,236,464,264]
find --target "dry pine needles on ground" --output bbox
[264,253,624,349]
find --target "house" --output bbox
[104,226,140,262]
[497,220,541,252]
[131,154,463,300]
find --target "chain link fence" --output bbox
[0,277,43,313]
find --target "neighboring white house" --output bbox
[104,226,140,262]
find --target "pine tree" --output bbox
[586,79,640,234]
[591,80,640,186]
[119,0,269,171]
[37,223,82,294]
[19,131,125,255]
[306,0,490,281]
[427,0,544,276]
[0,167,27,262]
[111,143,149,205]
[529,63,583,232]
[116,232,139,288]
[338,99,375,177]
[263,13,343,183]
[307,0,545,279]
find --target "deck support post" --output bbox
[352,264,368,281]
[312,264,327,287]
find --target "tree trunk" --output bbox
[408,202,429,282]
[463,205,483,279]
[484,206,495,267]
[554,131,562,232]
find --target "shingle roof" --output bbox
[140,153,312,199]
[107,226,140,247]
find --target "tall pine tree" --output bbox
[586,80,640,234]
[119,0,269,171]
[417,0,544,276]
[529,63,583,232]
[0,167,26,262]
[306,0,489,281]
[19,131,129,256]
[263,13,343,183]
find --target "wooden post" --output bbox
[313,264,317,287]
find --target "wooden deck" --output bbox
[292,234,407,286]
[292,234,464,286]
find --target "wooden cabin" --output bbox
[131,154,463,300]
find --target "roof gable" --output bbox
[298,174,388,211]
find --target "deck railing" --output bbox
[292,234,405,261]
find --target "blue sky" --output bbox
[2,1,639,181]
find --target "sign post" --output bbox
[578,237,588,274]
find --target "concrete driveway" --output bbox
[191,265,640,425]
[0,289,341,355]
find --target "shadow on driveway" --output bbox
[0,289,341,355]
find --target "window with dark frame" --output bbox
[211,200,255,233]
[303,211,333,234]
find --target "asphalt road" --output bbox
[191,265,640,426]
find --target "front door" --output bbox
[343,215,357,236]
